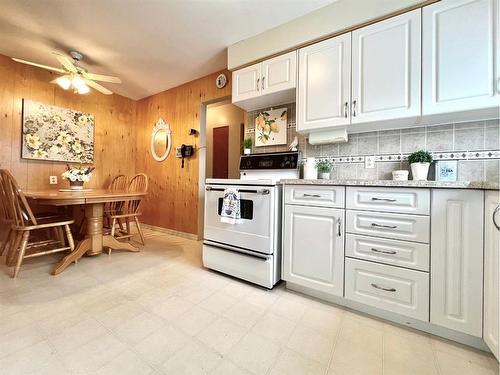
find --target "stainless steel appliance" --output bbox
[203,151,300,288]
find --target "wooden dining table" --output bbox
[24,189,147,275]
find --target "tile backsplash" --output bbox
[245,103,500,182]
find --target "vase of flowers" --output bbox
[408,150,433,181]
[62,164,94,190]
[315,159,334,180]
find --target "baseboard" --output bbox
[141,223,198,241]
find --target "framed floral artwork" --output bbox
[21,100,94,163]
[255,108,287,147]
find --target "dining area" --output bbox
[0,169,149,278]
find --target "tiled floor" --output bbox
[1,230,498,375]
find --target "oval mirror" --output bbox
[151,118,172,162]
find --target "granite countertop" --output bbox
[279,179,500,190]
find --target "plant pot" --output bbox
[318,172,331,180]
[69,180,84,190]
[410,163,430,181]
[244,148,251,155]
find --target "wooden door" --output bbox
[283,205,344,296]
[261,51,296,96]
[297,33,351,132]
[484,190,500,360]
[232,63,261,103]
[430,189,484,337]
[351,9,421,124]
[422,0,498,115]
[212,126,229,179]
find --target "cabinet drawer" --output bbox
[346,234,429,271]
[346,187,430,215]
[345,258,429,321]
[284,185,345,208]
[346,210,429,243]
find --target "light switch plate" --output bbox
[365,156,375,169]
[49,175,58,185]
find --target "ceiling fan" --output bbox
[12,51,121,95]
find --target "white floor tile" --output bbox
[228,332,281,375]
[161,340,223,374]
[197,317,247,355]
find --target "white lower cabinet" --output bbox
[283,205,344,296]
[484,190,500,360]
[345,258,429,321]
[430,189,484,337]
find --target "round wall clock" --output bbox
[216,73,227,89]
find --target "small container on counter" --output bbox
[392,170,409,181]
[303,157,317,180]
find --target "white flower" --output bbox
[69,175,77,182]
[25,134,41,150]
[57,131,72,145]
[32,149,48,159]
[72,141,83,154]
[81,174,91,182]
[78,115,88,125]
[49,145,61,155]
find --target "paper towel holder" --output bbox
[308,128,348,145]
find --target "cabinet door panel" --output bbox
[297,33,351,131]
[430,189,484,337]
[484,191,500,360]
[352,9,421,123]
[423,0,497,114]
[262,51,296,95]
[283,205,344,296]
[232,63,261,102]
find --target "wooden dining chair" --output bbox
[105,173,148,252]
[0,169,76,278]
[104,174,128,229]
[0,171,14,258]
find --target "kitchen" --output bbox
[0,0,499,374]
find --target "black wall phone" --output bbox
[176,144,194,168]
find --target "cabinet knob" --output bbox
[493,204,500,231]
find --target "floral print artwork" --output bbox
[22,100,94,163]
[255,108,287,147]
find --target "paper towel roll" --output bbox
[309,128,348,145]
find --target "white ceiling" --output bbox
[0,0,334,100]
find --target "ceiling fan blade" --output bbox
[83,72,121,84]
[11,58,66,73]
[85,79,113,95]
[54,53,78,73]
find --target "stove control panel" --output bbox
[240,151,300,170]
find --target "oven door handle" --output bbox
[206,187,270,195]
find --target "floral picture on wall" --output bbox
[22,100,94,163]
[255,107,287,147]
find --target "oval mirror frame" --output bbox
[151,118,172,162]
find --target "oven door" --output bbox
[204,184,276,254]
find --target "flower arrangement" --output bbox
[62,164,95,183]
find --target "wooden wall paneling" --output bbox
[0,57,15,171]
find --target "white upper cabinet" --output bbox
[232,63,261,102]
[430,189,484,337]
[351,9,421,124]
[422,0,498,115]
[297,33,351,132]
[262,51,296,96]
[484,190,500,360]
[232,52,296,111]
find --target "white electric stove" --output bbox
[203,151,300,288]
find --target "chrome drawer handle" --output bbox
[371,283,396,292]
[493,204,500,231]
[303,194,321,198]
[337,217,342,237]
[371,223,397,229]
[371,197,397,202]
[371,248,397,255]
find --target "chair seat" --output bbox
[13,216,75,231]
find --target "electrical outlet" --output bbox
[365,156,376,169]
[49,175,58,185]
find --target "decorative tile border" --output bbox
[312,150,500,164]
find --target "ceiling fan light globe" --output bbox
[77,84,90,94]
[71,75,86,90]
[55,75,71,90]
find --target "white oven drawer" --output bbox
[346,210,429,243]
[284,185,345,208]
[345,258,429,321]
[346,234,429,271]
[346,187,430,215]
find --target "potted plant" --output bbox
[243,138,252,155]
[315,159,334,180]
[62,164,94,190]
[408,150,433,181]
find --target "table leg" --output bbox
[52,203,139,275]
